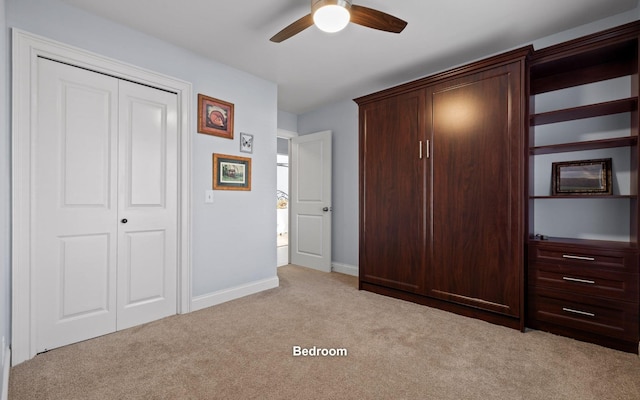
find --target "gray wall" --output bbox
[6,0,278,306]
[277,110,298,133]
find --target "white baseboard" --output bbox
[331,262,358,277]
[1,345,10,400]
[191,276,280,312]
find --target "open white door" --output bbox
[290,131,332,272]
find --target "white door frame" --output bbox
[11,29,193,365]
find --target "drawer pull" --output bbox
[562,276,595,284]
[562,254,595,261]
[562,307,595,317]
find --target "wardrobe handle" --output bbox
[562,307,595,317]
[562,254,595,261]
[419,140,430,159]
[562,277,595,284]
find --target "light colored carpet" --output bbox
[9,265,640,399]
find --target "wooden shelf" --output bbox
[529,26,638,95]
[528,236,638,250]
[530,136,637,155]
[530,97,637,126]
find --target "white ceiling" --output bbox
[61,0,639,115]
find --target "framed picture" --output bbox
[240,132,254,153]
[213,153,251,191]
[198,94,234,139]
[552,158,612,195]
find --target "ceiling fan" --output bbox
[270,0,407,43]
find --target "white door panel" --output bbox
[117,81,177,330]
[34,58,119,352]
[290,131,332,272]
[58,234,111,318]
[296,215,324,256]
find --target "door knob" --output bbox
[121,218,128,223]
[322,207,329,212]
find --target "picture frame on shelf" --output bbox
[552,158,612,195]
[240,132,254,153]
[198,94,234,139]
[212,153,251,191]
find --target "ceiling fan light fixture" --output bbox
[312,0,352,33]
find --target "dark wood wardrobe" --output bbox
[355,47,530,331]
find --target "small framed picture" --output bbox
[240,132,254,153]
[552,158,612,195]
[198,94,234,139]
[213,153,251,191]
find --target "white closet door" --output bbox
[34,59,178,352]
[34,58,119,352]
[116,81,178,330]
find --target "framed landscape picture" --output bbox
[212,153,251,191]
[198,94,234,139]
[552,158,612,195]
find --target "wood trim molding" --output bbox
[11,29,193,365]
[1,345,9,400]
[277,128,299,138]
[354,45,533,106]
[191,276,279,312]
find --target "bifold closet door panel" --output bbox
[34,58,120,352]
[116,80,179,330]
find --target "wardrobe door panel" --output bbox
[359,90,428,293]
[427,63,523,317]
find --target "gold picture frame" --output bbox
[198,94,234,139]
[213,153,251,191]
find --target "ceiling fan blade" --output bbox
[270,14,314,43]
[350,5,407,33]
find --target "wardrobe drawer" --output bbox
[528,287,639,341]
[529,244,637,273]
[529,262,638,301]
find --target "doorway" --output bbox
[277,137,290,266]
